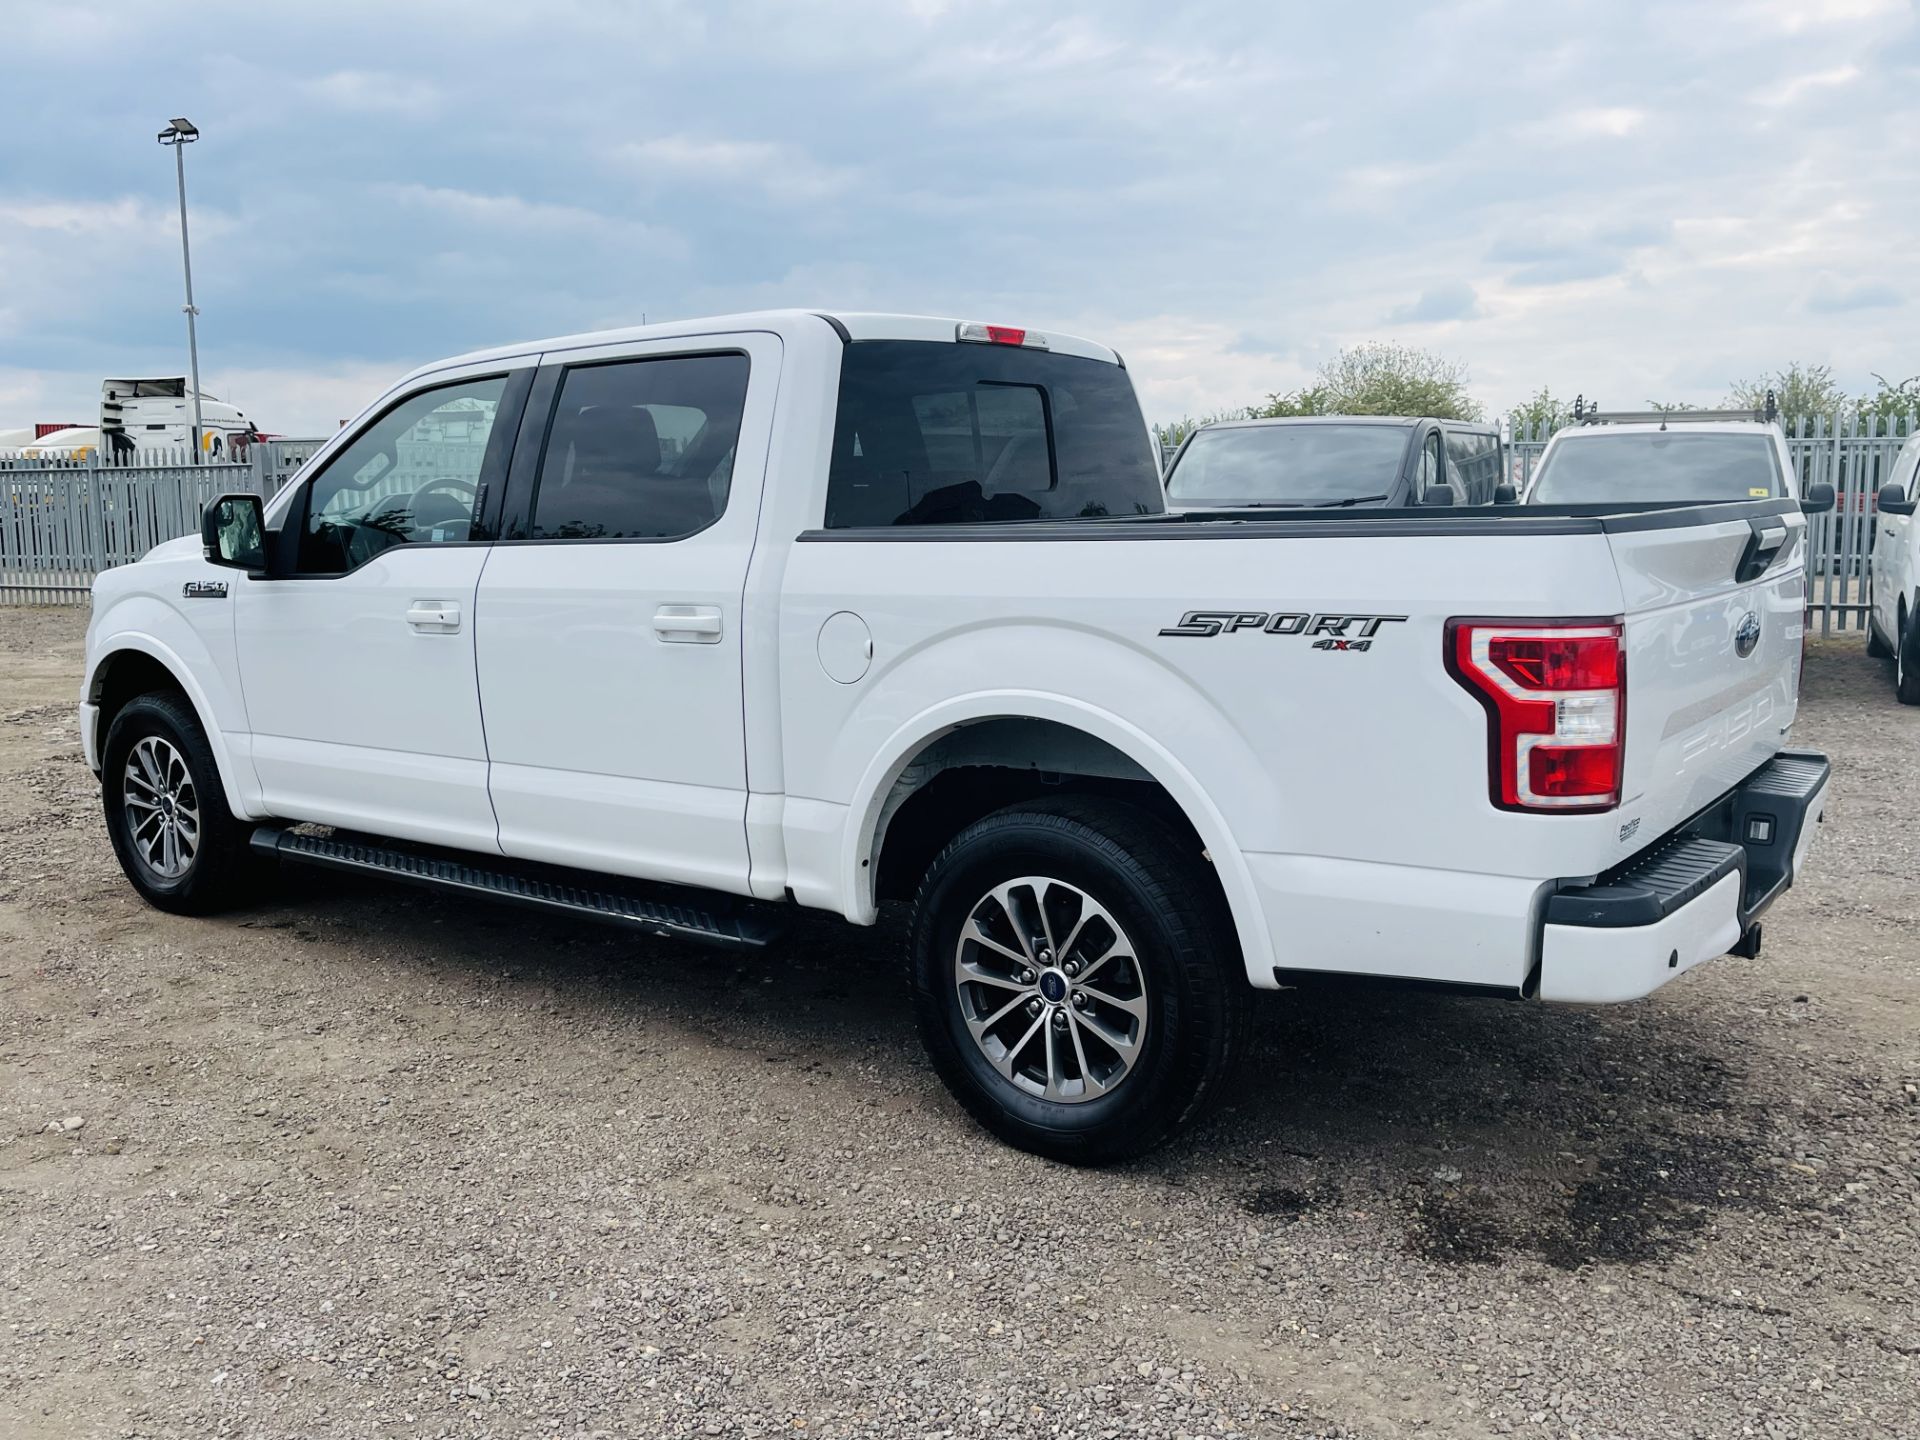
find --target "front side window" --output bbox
[826,341,1159,527]
[526,353,749,541]
[299,375,509,573]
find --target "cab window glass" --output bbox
[299,375,507,573]
[826,340,1159,527]
[527,354,749,541]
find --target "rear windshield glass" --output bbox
[825,340,1161,527]
[1165,424,1413,506]
[1529,432,1784,504]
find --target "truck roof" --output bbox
[394,310,1123,391]
[1547,420,1782,441]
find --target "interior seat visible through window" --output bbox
[524,353,750,542]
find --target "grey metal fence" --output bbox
[7,416,1917,623]
[1,445,311,604]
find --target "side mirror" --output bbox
[1420,486,1456,507]
[1493,483,1519,505]
[1800,482,1835,514]
[201,492,266,571]
[1876,482,1916,517]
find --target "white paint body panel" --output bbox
[475,331,785,894]
[1870,432,1919,646]
[233,544,499,850]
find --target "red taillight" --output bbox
[955,321,1049,349]
[1446,619,1626,812]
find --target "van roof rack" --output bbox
[1569,391,1778,429]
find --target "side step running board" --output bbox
[250,827,785,949]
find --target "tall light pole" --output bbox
[157,117,204,462]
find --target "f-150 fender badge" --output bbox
[1158,610,1408,641]
[182,581,228,599]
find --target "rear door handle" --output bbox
[653,604,724,644]
[407,601,461,633]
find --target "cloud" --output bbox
[1806,281,1902,314]
[1755,64,1863,106]
[301,70,444,117]
[1,0,1917,437]
[616,135,856,203]
[1389,283,1482,324]
[1526,106,1649,142]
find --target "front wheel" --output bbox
[908,797,1249,1164]
[102,691,261,913]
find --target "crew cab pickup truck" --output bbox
[83,311,1830,1162]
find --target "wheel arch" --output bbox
[85,631,258,819]
[847,695,1273,987]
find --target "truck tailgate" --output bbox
[1606,503,1807,857]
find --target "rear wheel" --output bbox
[1898,598,1920,706]
[102,691,261,913]
[908,796,1248,1164]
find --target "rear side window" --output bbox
[527,353,749,541]
[825,341,1161,527]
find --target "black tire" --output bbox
[101,690,262,913]
[1898,597,1920,706]
[908,796,1249,1164]
[1866,594,1892,659]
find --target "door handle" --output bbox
[407,601,461,633]
[653,604,723,644]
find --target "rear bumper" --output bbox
[1537,749,1830,1003]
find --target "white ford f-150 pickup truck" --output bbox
[83,311,1830,1161]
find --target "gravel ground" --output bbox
[1,605,1914,1440]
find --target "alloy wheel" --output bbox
[952,876,1150,1104]
[123,735,199,880]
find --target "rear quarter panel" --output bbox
[775,525,1648,986]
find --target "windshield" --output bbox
[1530,432,1784,504]
[1166,424,1412,505]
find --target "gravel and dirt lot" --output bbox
[1,605,1914,1440]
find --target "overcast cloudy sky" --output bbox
[3,0,1916,434]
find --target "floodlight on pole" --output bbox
[157,117,205,462]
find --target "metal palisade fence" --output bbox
[1510,411,1918,635]
[1,442,318,604]
[5,419,1915,627]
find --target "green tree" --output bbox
[1152,408,1256,449]
[1726,362,1848,424]
[1856,372,1920,428]
[1506,385,1572,437]
[1248,384,1333,419]
[1291,342,1483,420]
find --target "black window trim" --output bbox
[265,366,533,580]
[494,347,753,547]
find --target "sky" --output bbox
[3,0,1917,435]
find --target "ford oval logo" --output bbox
[1735,611,1762,658]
